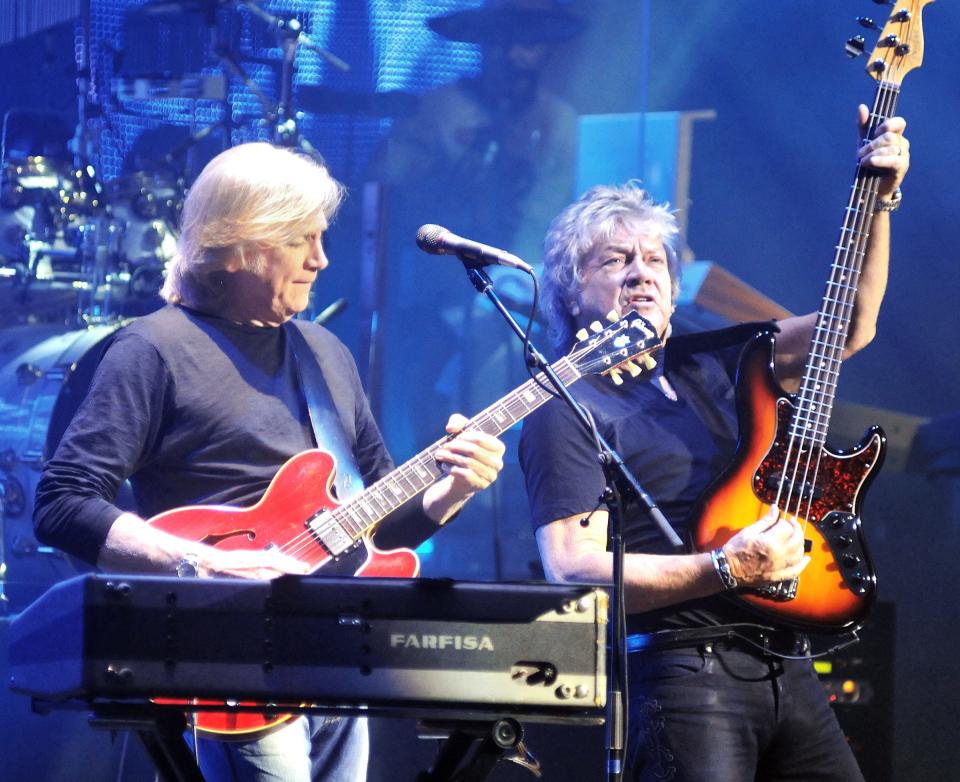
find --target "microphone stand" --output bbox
[462,266,682,782]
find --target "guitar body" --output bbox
[690,331,882,632]
[149,449,420,578]
[149,448,419,739]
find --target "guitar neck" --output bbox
[325,357,581,542]
[793,82,900,446]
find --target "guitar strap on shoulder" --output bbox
[284,322,364,503]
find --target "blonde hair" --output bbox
[161,143,344,310]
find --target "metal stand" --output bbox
[46,701,206,782]
[460,266,683,781]
[417,718,539,782]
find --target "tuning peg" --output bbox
[609,368,623,386]
[856,16,880,31]
[589,321,603,333]
[622,360,642,378]
[845,35,866,58]
[606,309,619,323]
[642,355,657,370]
[575,328,589,342]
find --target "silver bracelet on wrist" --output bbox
[710,548,739,591]
[874,187,902,213]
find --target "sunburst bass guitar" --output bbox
[690,0,932,634]
[148,311,661,738]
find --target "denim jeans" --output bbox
[188,715,368,782]
[625,643,864,782]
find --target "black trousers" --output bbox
[625,642,865,782]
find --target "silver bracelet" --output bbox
[874,187,902,213]
[710,548,739,591]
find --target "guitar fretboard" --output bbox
[311,357,581,551]
[791,81,901,447]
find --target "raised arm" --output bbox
[775,106,910,387]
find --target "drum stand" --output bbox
[239,1,348,157]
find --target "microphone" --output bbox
[415,224,533,273]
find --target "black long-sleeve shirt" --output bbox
[34,304,417,565]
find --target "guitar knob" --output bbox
[837,535,853,548]
[842,553,861,569]
[829,516,845,530]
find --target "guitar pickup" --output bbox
[763,475,824,502]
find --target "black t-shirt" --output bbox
[519,322,776,632]
[34,304,398,565]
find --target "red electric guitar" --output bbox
[149,311,661,738]
[690,1,932,633]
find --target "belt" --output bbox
[627,623,811,658]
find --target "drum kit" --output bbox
[0,0,349,612]
[0,149,183,324]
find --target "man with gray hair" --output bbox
[519,106,910,781]
[34,142,505,781]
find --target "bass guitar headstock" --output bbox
[847,0,933,86]
[568,310,662,385]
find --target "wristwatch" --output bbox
[874,187,902,213]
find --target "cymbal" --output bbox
[428,4,584,46]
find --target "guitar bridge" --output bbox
[751,579,798,602]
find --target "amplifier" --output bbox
[8,574,607,716]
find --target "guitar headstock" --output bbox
[858,0,933,86]
[568,311,662,385]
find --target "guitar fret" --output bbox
[825,280,858,293]
[822,295,856,308]
[811,337,846,350]
[806,354,841,366]
[834,245,866,259]
[838,225,869,241]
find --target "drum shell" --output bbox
[106,171,181,268]
[0,323,124,611]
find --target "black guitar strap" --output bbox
[284,321,363,502]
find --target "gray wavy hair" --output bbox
[161,143,344,311]
[541,182,681,354]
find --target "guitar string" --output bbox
[273,365,573,563]
[783,95,885,530]
[271,324,651,565]
[275,341,604,562]
[793,80,898,538]
[774,77,896,593]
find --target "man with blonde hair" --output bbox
[34,142,505,781]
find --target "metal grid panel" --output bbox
[89,0,481,181]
